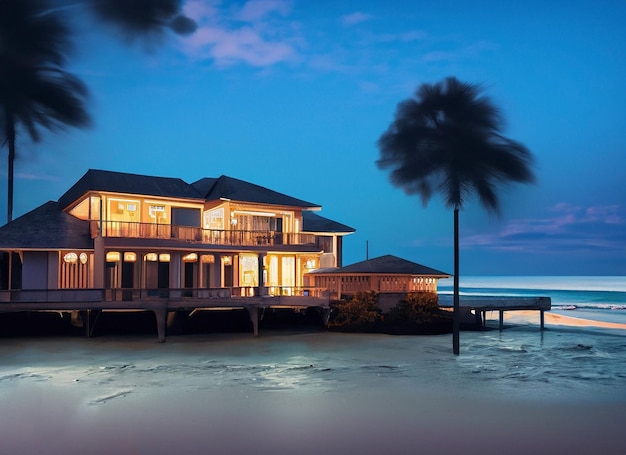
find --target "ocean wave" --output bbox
[553,304,626,311]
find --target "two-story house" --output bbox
[0,169,354,339]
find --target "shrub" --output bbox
[329,291,383,329]
[387,292,440,323]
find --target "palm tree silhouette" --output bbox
[0,0,90,223]
[88,0,196,44]
[377,77,535,355]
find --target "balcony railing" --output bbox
[93,221,316,246]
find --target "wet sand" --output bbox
[1,329,625,455]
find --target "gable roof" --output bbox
[302,211,355,234]
[309,255,449,276]
[0,201,92,250]
[192,175,320,208]
[58,169,203,209]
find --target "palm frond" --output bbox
[377,76,535,213]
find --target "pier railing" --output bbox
[93,221,316,246]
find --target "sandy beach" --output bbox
[1,324,625,455]
[503,309,626,330]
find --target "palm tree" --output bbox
[0,0,90,223]
[377,77,535,355]
[88,0,196,44]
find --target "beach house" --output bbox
[305,255,450,310]
[0,169,355,338]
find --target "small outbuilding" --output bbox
[305,254,450,301]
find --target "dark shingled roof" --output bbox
[0,201,93,249]
[58,169,203,209]
[302,211,355,234]
[192,175,320,208]
[309,255,449,276]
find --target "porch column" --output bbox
[257,253,267,296]
[211,254,221,289]
[94,236,105,289]
[169,252,181,289]
[7,251,12,291]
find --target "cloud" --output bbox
[238,0,291,22]
[422,40,499,63]
[16,171,60,182]
[462,203,626,255]
[341,12,373,26]
[176,2,492,77]
[180,0,298,67]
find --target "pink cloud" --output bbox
[180,0,297,67]
[462,203,626,254]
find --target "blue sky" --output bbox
[3,0,626,276]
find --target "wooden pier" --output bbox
[438,295,552,330]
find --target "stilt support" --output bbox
[499,310,504,330]
[80,309,102,338]
[152,305,168,343]
[540,310,545,331]
[246,305,259,336]
[318,307,331,328]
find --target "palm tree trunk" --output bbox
[453,207,460,355]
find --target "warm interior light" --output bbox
[159,253,170,262]
[124,252,137,262]
[106,251,120,262]
[79,253,88,264]
[63,252,78,264]
[201,254,215,264]
[183,253,198,262]
[231,210,276,217]
[222,256,232,266]
[145,253,158,262]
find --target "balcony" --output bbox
[93,221,316,246]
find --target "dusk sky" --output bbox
[2,0,625,276]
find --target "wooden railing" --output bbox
[92,221,316,246]
[0,287,329,303]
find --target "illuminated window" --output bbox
[183,253,198,262]
[145,253,158,262]
[159,253,170,262]
[79,253,88,264]
[201,254,215,264]
[106,251,121,262]
[63,252,78,264]
[239,254,258,287]
[222,256,232,266]
[124,252,137,262]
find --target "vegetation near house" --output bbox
[329,291,382,330]
[329,291,451,334]
[387,292,440,324]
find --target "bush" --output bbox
[329,291,383,329]
[387,292,440,323]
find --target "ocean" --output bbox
[1,276,625,454]
[438,275,626,324]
